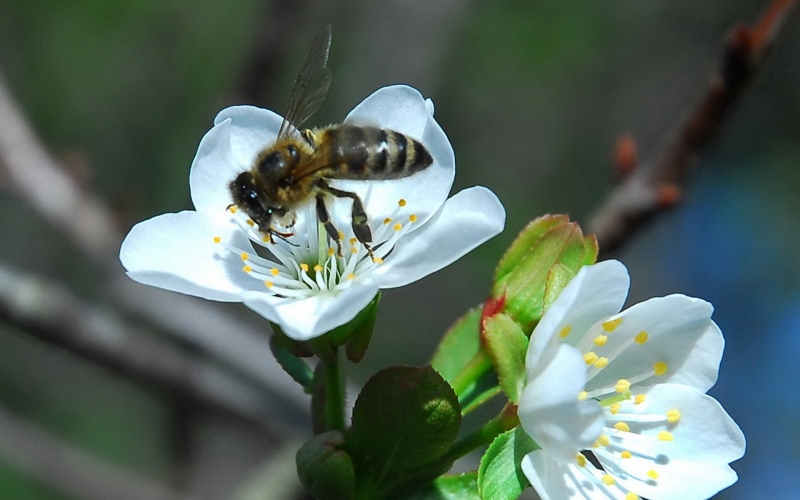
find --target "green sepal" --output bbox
[348,365,461,498]
[300,292,380,362]
[583,234,599,265]
[482,313,528,404]
[543,263,577,313]
[492,218,589,331]
[495,215,570,283]
[407,472,480,500]
[344,292,380,363]
[477,427,538,500]
[270,322,314,358]
[269,335,314,393]
[430,306,482,384]
[296,430,355,500]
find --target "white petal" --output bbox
[214,105,283,169]
[119,211,262,301]
[522,451,610,500]
[373,186,505,289]
[519,345,604,463]
[596,384,743,500]
[335,85,455,227]
[243,284,380,341]
[582,295,721,394]
[189,118,240,215]
[527,260,629,369]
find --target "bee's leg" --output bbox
[315,193,344,257]
[317,181,375,259]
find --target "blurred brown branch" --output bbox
[0,406,199,500]
[589,0,797,257]
[0,262,303,431]
[0,69,308,417]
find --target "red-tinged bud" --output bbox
[656,183,682,208]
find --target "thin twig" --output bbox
[0,262,307,431]
[589,0,797,257]
[0,405,199,500]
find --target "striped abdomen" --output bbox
[311,125,433,180]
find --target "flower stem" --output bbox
[441,403,519,463]
[450,349,493,396]
[321,349,346,432]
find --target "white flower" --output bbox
[119,85,505,341]
[518,260,745,500]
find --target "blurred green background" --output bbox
[0,1,798,498]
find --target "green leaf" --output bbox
[349,366,461,497]
[407,472,480,500]
[493,221,588,331]
[542,263,577,313]
[296,431,355,500]
[482,313,528,404]
[495,215,570,282]
[430,307,482,383]
[477,428,538,500]
[269,335,314,393]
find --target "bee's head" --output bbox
[229,171,284,231]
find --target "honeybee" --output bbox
[229,25,433,258]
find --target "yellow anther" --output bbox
[635,331,649,344]
[264,281,273,289]
[213,236,222,244]
[300,263,309,272]
[620,450,632,459]
[666,409,681,424]
[602,474,615,486]
[602,318,622,332]
[615,379,631,393]
[594,334,608,346]
[242,265,253,273]
[576,454,587,467]
[349,237,357,245]
[654,362,668,376]
[228,205,238,213]
[657,431,673,441]
[647,470,659,480]
[271,268,279,276]
[338,230,345,240]
[409,214,418,223]
[383,217,392,225]
[398,198,407,207]
[609,403,620,415]
[626,493,640,500]
[583,352,598,365]
[313,264,323,273]
[347,273,356,280]
[635,394,646,405]
[240,252,249,261]
[597,434,610,447]
[351,247,358,254]
[614,422,630,432]
[594,357,609,369]
[327,248,335,257]
[262,235,270,242]
[393,223,403,232]
[558,325,572,338]
[578,391,588,401]
[246,219,255,227]
[372,256,384,264]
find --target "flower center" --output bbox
[213,198,418,298]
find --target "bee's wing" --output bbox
[277,25,333,139]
